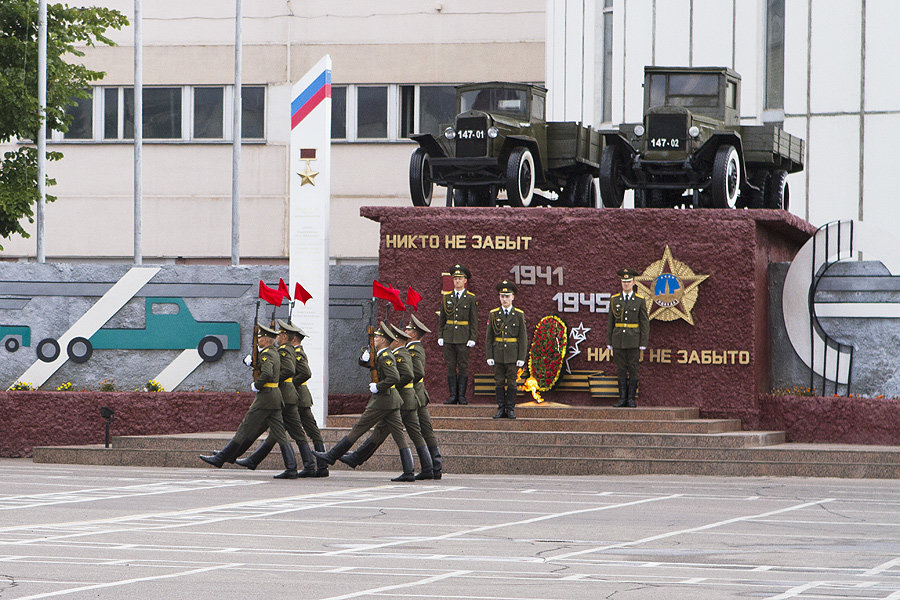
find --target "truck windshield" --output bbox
[460,88,528,116]
[649,73,720,108]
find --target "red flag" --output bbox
[405,286,422,311]
[258,280,284,306]
[278,278,291,301]
[294,282,313,304]
[372,280,406,312]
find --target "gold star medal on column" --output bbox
[634,245,709,325]
[297,148,319,186]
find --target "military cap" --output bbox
[390,323,412,340]
[496,280,517,294]
[450,264,471,279]
[257,323,278,337]
[617,267,637,282]
[405,314,431,334]
[373,321,397,342]
[276,319,308,337]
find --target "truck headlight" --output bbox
[444,127,456,140]
[487,126,499,138]
[633,125,645,137]
[688,126,700,138]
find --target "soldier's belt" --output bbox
[615,323,639,328]
[445,320,469,325]
[300,382,308,386]
[495,337,518,342]
[263,383,279,388]
[403,383,414,389]
[282,378,293,383]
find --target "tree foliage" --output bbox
[0,1,128,249]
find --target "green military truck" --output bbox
[408,82,603,208]
[599,66,804,209]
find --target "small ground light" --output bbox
[100,406,114,448]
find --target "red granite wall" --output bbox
[759,394,900,444]
[362,207,815,428]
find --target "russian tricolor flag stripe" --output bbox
[291,70,331,130]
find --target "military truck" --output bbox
[599,66,804,209]
[408,82,603,208]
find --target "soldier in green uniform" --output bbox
[338,324,433,481]
[312,322,413,481]
[200,324,296,473]
[438,264,478,405]
[233,320,317,478]
[284,321,329,477]
[606,268,650,407]
[405,315,442,479]
[485,280,528,419]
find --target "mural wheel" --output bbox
[36,338,60,363]
[198,336,224,362]
[67,337,93,363]
[4,337,19,353]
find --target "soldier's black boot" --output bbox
[413,446,434,480]
[614,376,628,407]
[312,436,353,466]
[235,440,275,470]
[297,442,317,478]
[273,443,299,479]
[428,445,443,480]
[339,438,378,468]
[391,447,416,482]
[444,375,458,404]
[626,377,637,408]
[505,386,517,420]
[200,440,242,468]
[313,441,329,477]
[457,374,469,405]
[493,387,506,418]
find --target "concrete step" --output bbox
[423,404,701,420]
[327,415,743,434]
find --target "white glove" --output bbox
[486,358,495,366]
[250,382,259,392]
[369,382,378,394]
[516,360,525,367]
[360,349,370,362]
[466,339,475,348]
[243,354,253,367]
[607,345,612,350]
[640,346,646,351]
[437,338,444,347]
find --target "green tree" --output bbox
[0,1,128,249]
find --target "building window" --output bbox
[241,86,265,139]
[103,87,118,139]
[336,83,457,142]
[417,86,456,137]
[357,86,388,139]
[331,86,347,139]
[765,0,785,110]
[601,0,614,123]
[194,87,224,139]
[62,92,93,139]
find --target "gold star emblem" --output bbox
[634,245,708,325]
[298,160,319,186]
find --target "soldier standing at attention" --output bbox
[234,320,317,478]
[485,280,528,419]
[405,315,442,479]
[284,321,329,477]
[438,264,478,405]
[338,324,433,481]
[200,324,296,474]
[312,322,413,481]
[607,268,650,407]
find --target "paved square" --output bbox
[0,459,898,599]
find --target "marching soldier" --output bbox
[606,268,650,407]
[438,264,478,405]
[200,324,297,474]
[312,322,413,481]
[234,320,317,478]
[284,321,330,477]
[405,315,442,479]
[338,324,433,481]
[485,280,528,419]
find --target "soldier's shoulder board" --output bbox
[466,291,476,297]
[634,293,645,300]
[612,293,622,299]
[490,307,500,313]
[513,308,524,314]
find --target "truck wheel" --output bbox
[709,145,741,208]
[742,170,769,209]
[505,148,536,207]
[571,174,595,208]
[633,189,647,208]
[409,148,433,206]
[4,337,19,353]
[198,335,225,362]
[599,146,625,208]
[473,185,498,207]
[452,188,470,207]
[67,337,93,363]
[765,170,790,210]
[36,338,60,363]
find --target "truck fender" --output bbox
[410,134,446,159]
[697,133,747,186]
[500,136,544,182]
[601,132,637,156]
